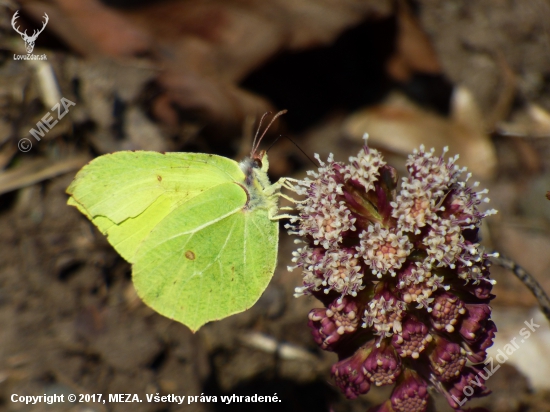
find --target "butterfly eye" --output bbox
[253,157,263,168]
[252,149,266,169]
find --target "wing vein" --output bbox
[193,217,238,281]
[152,206,241,250]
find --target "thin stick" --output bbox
[0,155,90,195]
[492,253,550,323]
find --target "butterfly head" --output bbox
[239,150,270,189]
[239,110,285,200]
[251,149,269,173]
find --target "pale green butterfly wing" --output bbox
[67,150,279,331]
[67,151,245,262]
[132,182,277,331]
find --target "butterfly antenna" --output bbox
[251,111,270,157]
[251,109,288,156]
[267,134,318,167]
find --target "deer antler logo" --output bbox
[11,10,49,54]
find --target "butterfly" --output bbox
[66,111,295,331]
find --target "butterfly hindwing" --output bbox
[132,182,277,331]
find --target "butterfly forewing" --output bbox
[67,151,244,262]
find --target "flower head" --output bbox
[357,224,412,277]
[363,288,406,341]
[288,136,497,411]
[345,144,386,192]
[286,154,356,249]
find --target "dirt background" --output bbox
[1,0,550,411]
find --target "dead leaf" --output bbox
[23,0,152,57]
[343,88,497,179]
[386,0,441,82]
[497,102,550,138]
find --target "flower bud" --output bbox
[465,320,497,363]
[308,297,360,350]
[390,370,429,412]
[459,304,491,341]
[331,342,374,399]
[444,367,490,409]
[429,337,466,382]
[391,317,432,359]
[430,292,466,333]
[363,342,402,386]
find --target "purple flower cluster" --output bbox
[286,137,497,411]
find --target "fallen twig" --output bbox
[492,253,550,323]
[0,155,89,195]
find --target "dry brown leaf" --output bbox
[343,87,497,179]
[23,0,152,57]
[498,103,550,138]
[386,0,441,82]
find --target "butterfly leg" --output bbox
[278,192,305,204]
[278,177,301,183]
[267,194,297,220]
[271,178,307,204]
[275,177,300,190]
[269,213,296,221]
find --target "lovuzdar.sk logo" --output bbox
[11,10,48,60]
